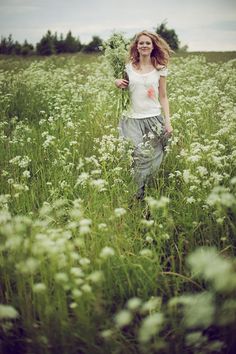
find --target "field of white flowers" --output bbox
[0,49,236,354]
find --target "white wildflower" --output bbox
[183,169,191,183]
[16,258,39,274]
[145,196,170,210]
[141,219,154,227]
[161,233,170,240]
[22,170,31,178]
[207,186,235,208]
[90,178,107,191]
[145,235,154,243]
[114,310,132,328]
[114,207,126,217]
[196,166,208,177]
[98,223,108,230]
[72,289,82,298]
[42,134,56,148]
[0,304,19,319]
[70,267,84,277]
[188,155,200,163]
[76,172,90,186]
[141,297,162,313]
[100,329,113,339]
[79,257,91,266]
[81,284,92,293]
[99,246,115,258]
[55,272,69,283]
[139,249,153,257]
[0,210,11,224]
[91,169,102,176]
[70,302,78,309]
[230,176,236,185]
[87,271,103,283]
[126,297,142,311]
[138,313,164,343]
[186,196,196,204]
[33,283,47,293]
[79,219,92,235]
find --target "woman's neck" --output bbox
[139,56,152,66]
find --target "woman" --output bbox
[115,30,173,201]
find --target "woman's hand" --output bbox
[115,79,129,89]
[164,122,173,135]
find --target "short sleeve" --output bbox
[125,63,131,74]
[159,66,168,77]
[123,63,130,80]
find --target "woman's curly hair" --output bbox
[128,30,172,69]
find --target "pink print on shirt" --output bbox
[147,86,155,99]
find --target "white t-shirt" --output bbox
[124,62,168,119]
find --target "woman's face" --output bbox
[137,35,153,57]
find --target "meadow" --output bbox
[0,50,236,354]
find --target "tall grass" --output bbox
[0,52,236,354]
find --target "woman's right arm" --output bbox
[114,79,129,89]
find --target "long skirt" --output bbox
[119,115,170,196]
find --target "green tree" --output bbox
[83,36,103,53]
[54,33,65,54]
[13,41,22,55]
[21,40,34,56]
[0,35,35,55]
[36,30,55,56]
[64,31,82,53]
[0,34,15,54]
[156,22,180,51]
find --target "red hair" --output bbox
[129,30,172,69]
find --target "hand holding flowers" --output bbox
[115,79,129,89]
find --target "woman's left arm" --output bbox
[159,76,173,134]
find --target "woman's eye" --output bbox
[139,42,151,45]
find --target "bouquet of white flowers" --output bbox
[103,33,130,114]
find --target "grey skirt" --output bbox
[119,115,171,190]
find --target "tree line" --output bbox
[0,23,183,56]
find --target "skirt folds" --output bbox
[119,115,170,190]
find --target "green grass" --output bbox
[0,52,236,354]
[0,52,99,71]
[174,50,236,63]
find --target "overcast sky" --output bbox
[0,0,236,51]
